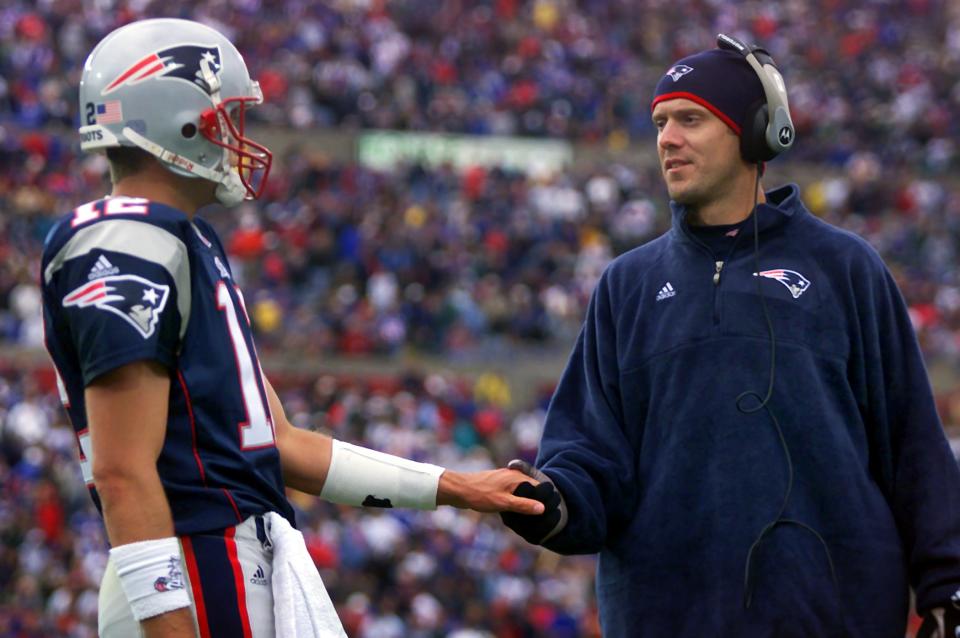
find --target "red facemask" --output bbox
[199,96,272,200]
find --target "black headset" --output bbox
[716,33,795,163]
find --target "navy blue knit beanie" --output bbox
[651,48,765,136]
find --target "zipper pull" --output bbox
[713,261,723,285]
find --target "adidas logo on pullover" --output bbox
[656,282,676,301]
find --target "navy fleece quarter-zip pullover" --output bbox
[536,184,960,637]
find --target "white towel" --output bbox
[265,512,347,638]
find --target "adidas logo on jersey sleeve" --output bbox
[249,564,268,586]
[87,255,120,280]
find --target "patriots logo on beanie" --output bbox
[652,48,765,136]
[666,64,694,82]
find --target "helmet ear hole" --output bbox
[181,123,198,139]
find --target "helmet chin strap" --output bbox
[214,171,246,206]
[121,126,247,206]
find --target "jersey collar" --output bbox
[671,183,806,245]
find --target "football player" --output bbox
[42,18,544,638]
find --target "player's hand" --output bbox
[436,468,545,515]
[500,459,568,545]
[918,589,960,638]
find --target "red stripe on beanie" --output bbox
[651,91,742,135]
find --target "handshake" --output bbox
[917,589,960,638]
[500,460,568,545]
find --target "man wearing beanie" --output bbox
[501,41,960,637]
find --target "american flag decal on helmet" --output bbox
[63,274,170,338]
[753,269,811,299]
[101,44,222,96]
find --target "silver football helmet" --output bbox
[78,18,272,206]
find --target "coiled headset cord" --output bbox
[738,166,839,610]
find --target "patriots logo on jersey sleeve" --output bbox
[102,44,222,96]
[753,269,811,299]
[63,274,170,339]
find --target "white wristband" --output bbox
[320,439,445,510]
[109,537,191,622]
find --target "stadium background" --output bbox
[1,0,958,636]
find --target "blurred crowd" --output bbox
[1,0,958,169]
[4,136,960,378]
[0,130,658,357]
[0,366,602,637]
[1,0,959,361]
[2,0,960,636]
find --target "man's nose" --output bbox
[658,119,683,150]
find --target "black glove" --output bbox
[500,460,568,545]
[918,589,960,638]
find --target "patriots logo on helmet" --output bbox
[753,269,811,299]
[666,64,694,82]
[63,274,170,339]
[102,44,222,96]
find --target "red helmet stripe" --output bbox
[103,53,162,94]
[130,60,167,83]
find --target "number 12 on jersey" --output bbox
[216,282,276,449]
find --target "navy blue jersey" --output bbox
[41,197,294,535]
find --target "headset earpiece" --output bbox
[717,33,794,162]
[740,99,776,163]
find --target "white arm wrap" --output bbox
[320,439,445,510]
[109,537,191,622]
